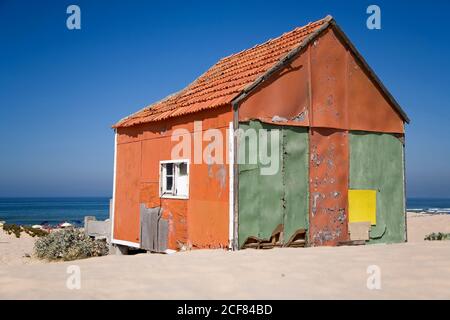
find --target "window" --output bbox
[160,160,189,199]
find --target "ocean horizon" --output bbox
[0,197,449,226]
[0,197,110,226]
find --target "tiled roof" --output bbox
[114,16,331,128]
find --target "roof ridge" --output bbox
[218,17,328,62]
[158,18,331,104]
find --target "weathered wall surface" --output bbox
[114,25,407,250]
[346,51,404,133]
[310,30,347,130]
[239,28,405,134]
[236,27,406,247]
[238,121,284,247]
[283,126,310,240]
[349,132,406,244]
[239,52,310,127]
[310,28,405,133]
[238,121,309,247]
[114,106,232,249]
[309,128,349,246]
[114,140,141,243]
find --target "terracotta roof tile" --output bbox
[114,17,330,128]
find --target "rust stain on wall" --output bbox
[347,52,404,133]
[310,29,347,129]
[309,128,349,246]
[161,199,188,250]
[139,183,160,208]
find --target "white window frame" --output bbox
[159,159,190,200]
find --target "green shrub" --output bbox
[23,226,49,237]
[3,223,21,238]
[34,228,109,261]
[424,232,450,241]
[2,224,48,238]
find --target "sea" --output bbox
[406,198,450,214]
[0,197,110,226]
[0,197,449,226]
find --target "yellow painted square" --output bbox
[348,190,377,225]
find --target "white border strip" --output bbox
[228,122,234,249]
[111,131,117,241]
[111,238,140,248]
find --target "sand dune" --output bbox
[0,229,37,267]
[1,213,450,299]
[406,212,450,242]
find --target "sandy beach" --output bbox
[1,212,450,299]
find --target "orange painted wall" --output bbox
[239,27,405,134]
[309,128,349,246]
[114,141,141,243]
[239,50,310,127]
[114,105,232,250]
[310,28,405,133]
[346,51,405,133]
[310,29,348,129]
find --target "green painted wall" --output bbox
[238,121,309,247]
[283,126,309,240]
[349,132,406,244]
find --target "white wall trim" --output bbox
[228,122,235,250]
[110,132,141,250]
[110,131,118,242]
[111,238,140,248]
[159,159,190,164]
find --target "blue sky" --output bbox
[0,0,449,197]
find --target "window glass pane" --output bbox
[166,176,173,191]
[179,162,188,176]
[166,163,174,177]
[175,162,188,197]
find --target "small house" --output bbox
[111,16,409,252]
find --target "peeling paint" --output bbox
[272,115,289,123]
[309,128,349,246]
[291,110,307,122]
[239,121,309,247]
[331,191,340,198]
[350,132,405,244]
